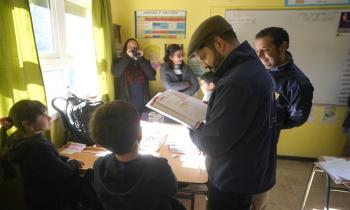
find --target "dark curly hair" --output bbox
[163,44,185,70]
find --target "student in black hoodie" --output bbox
[0,100,83,210]
[89,100,184,210]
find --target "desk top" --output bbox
[61,122,208,184]
[62,145,208,184]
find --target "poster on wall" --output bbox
[135,10,186,39]
[321,105,337,124]
[286,0,350,6]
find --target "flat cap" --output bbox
[187,15,233,57]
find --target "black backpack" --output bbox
[52,94,103,146]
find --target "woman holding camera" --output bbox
[160,44,199,96]
[112,38,156,114]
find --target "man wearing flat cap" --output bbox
[188,15,278,209]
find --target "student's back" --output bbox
[89,101,183,210]
[94,154,177,210]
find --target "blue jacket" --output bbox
[269,53,314,129]
[190,41,278,194]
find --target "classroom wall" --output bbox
[110,0,348,158]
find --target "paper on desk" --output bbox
[95,150,112,157]
[61,142,86,155]
[318,158,350,184]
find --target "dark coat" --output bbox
[160,63,199,96]
[112,55,156,104]
[93,154,177,210]
[269,53,314,129]
[190,41,278,194]
[2,134,80,209]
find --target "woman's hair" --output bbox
[0,100,47,152]
[163,44,185,70]
[122,38,139,56]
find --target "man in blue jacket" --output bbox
[253,27,314,210]
[187,15,278,210]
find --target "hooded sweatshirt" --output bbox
[2,133,80,209]
[93,154,177,210]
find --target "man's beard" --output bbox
[208,48,224,73]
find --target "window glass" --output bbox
[29,0,98,115]
[29,0,55,54]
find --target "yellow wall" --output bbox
[110,0,348,158]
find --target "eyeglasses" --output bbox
[173,53,185,58]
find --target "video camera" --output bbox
[131,47,141,58]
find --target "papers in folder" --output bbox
[317,158,350,184]
[146,90,207,129]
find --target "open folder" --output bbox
[146,90,207,129]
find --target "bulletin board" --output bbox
[135,10,186,39]
[225,9,350,105]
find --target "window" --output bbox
[29,0,98,114]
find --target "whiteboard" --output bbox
[225,10,350,105]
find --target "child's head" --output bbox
[200,72,218,94]
[89,100,141,155]
[5,100,50,134]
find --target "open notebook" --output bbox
[146,90,207,129]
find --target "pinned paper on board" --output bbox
[321,105,337,124]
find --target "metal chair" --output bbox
[300,163,350,210]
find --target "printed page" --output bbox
[146,90,207,129]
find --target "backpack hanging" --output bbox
[52,94,103,146]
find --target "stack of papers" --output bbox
[61,142,86,155]
[317,158,350,184]
[139,121,167,155]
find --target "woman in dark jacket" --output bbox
[112,38,156,113]
[160,44,199,96]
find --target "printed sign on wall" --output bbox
[135,10,186,39]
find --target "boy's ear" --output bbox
[209,82,215,90]
[21,120,32,131]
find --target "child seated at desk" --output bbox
[0,100,84,210]
[89,100,184,210]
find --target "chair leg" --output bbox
[300,164,317,210]
[323,173,331,210]
[190,193,195,210]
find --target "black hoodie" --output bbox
[2,133,80,209]
[93,154,177,210]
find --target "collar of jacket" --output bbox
[214,41,257,78]
[269,51,294,73]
